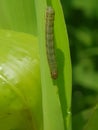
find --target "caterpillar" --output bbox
[46,7,58,79]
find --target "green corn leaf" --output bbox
[0,30,42,130]
[35,0,72,130]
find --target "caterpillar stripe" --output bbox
[46,7,58,79]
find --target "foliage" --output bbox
[0,0,72,130]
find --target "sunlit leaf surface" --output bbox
[0,30,42,130]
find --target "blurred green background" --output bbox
[61,0,98,130]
